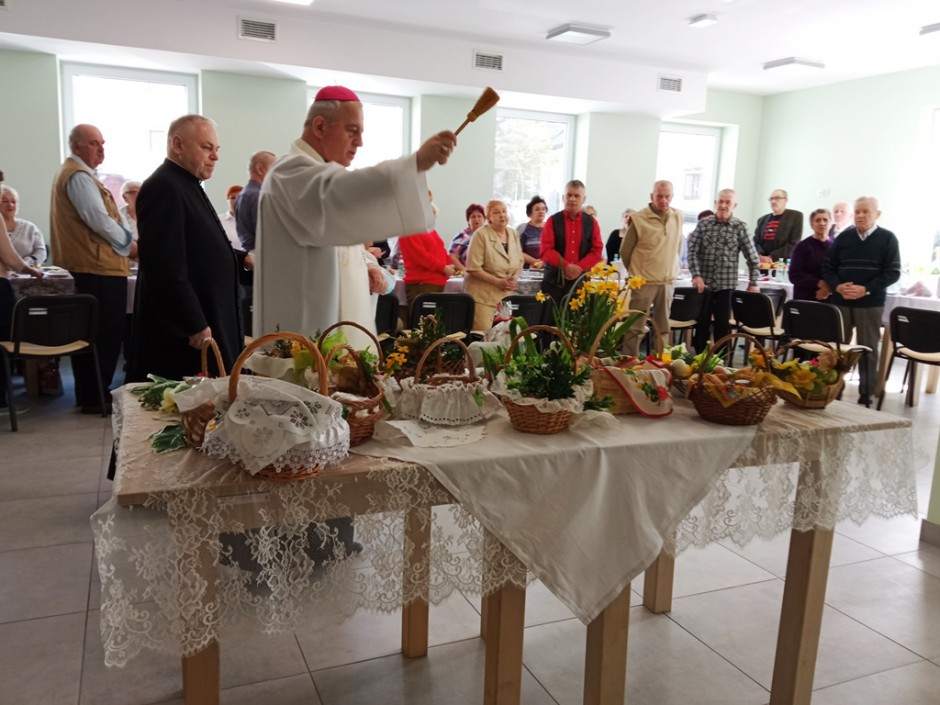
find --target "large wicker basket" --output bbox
[229,332,332,482]
[773,339,863,409]
[501,325,578,434]
[687,333,777,426]
[182,338,226,448]
[586,310,662,415]
[317,321,385,446]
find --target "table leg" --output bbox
[874,325,891,398]
[480,594,489,641]
[583,583,631,705]
[905,361,922,407]
[182,641,220,705]
[482,584,526,705]
[401,507,430,658]
[642,550,674,614]
[769,526,834,705]
[926,366,939,394]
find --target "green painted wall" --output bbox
[201,71,307,214]
[756,66,940,262]
[413,95,497,243]
[0,49,62,252]
[930,433,940,524]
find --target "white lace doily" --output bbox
[373,418,486,447]
[490,372,593,413]
[397,378,500,426]
[193,376,350,474]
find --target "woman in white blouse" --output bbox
[0,185,47,266]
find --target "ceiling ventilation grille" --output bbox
[473,50,504,72]
[658,75,683,93]
[239,17,277,42]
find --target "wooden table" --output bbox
[96,391,914,705]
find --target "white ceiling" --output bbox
[1,0,939,111]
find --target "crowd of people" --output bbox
[0,84,902,413]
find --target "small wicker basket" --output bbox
[586,310,662,415]
[772,339,862,409]
[501,325,579,434]
[317,321,386,446]
[687,333,777,426]
[181,338,226,448]
[229,332,331,482]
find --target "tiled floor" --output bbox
[1,361,938,705]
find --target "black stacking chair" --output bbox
[731,290,786,358]
[877,307,940,410]
[502,295,547,328]
[759,286,786,318]
[408,292,476,336]
[668,287,706,348]
[782,300,846,354]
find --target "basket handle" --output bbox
[775,338,841,361]
[413,335,478,382]
[228,332,328,402]
[317,320,385,366]
[585,308,662,361]
[200,337,226,378]
[693,332,768,394]
[322,342,374,389]
[503,324,577,373]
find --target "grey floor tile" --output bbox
[0,455,101,500]
[667,578,922,690]
[312,638,555,705]
[219,621,309,689]
[836,514,924,555]
[0,613,85,705]
[145,673,322,705]
[523,607,769,705]
[825,557,940,658]
[893,544,940,580]
[811,660,940,705]
[719,531,884,578]
[0,493,99,552]
[0,542,93,623]
[295,591,481,671]
[0,425,106,461]
[673,542,776,597]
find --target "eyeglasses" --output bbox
[769,196,785,201]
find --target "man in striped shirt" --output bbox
[688,188,760,352]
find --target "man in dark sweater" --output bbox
[822,196,901,407]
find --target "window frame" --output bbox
[306,87,411,162]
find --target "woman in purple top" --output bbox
[449,203,485,269]
[516,195,548,269]
[788,208,833,301]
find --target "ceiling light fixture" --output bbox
[546,23,612,45]
[920,22,940,36]
[272,0,314,6]
[763,56,825,71]
[688,14,719,29]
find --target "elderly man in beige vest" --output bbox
[50,124,133,414]
[619,180,683,357]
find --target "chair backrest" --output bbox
[669,287,706,322]
[890,306,940,354]
[502,295,546,328]
[731,291,776,329]
[374,293,401,336]
[782,300,846,344]
[758,287,786,317]
[9,294,98,351]
[409,292,475,335]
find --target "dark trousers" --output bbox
[0,279,13,406]
[71,272,126,407]
[693,289,733,354]
[540,276,577,304]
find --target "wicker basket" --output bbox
[772,339,859,409]
[229,332,331,481]
[182,338,226,448]
[687,333,777,426]
[501,325,578,434]
[586,310,663,415]
[317,321,386,446]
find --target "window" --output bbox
[307,89,410,168]
[62,63,197,198]
[655,123,722,234]
[493,108,575,227]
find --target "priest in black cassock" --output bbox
[127,114,248,382]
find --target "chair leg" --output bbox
[90,346,108,417]
[876,354,897,411]
[1,352,16,432]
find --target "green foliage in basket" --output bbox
[384,313,464,376]
[502,342,590,401]
[149,422,186,453]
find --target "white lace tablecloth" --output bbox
[93,387,916,666]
